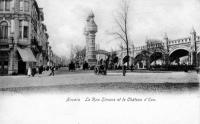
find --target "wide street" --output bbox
[0,68,200,124]
[0,67,199,93]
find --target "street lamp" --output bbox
[9,33,15,75]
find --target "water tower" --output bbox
[84,12,98,66]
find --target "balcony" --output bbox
[0,39,9,44]
[0,39,9,51]
[18,39,31,46]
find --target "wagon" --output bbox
[94,64,107,75]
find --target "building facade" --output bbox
[0,0,49,75]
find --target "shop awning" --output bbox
[17,47,37,62]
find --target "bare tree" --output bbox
[112,0,131,67]
[71,45,86,67]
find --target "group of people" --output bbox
[68,61,75,71]
[68,61,89,71]
[27,65,56,77]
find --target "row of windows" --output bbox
[0,21,29,39]
[0,0,29,12]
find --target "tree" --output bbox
[134,50,151,69]
[71,45,86,67]
[112,0,131,68]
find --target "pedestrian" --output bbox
[49,65,55,76]
[196,66,199,74]
[39,65,43,74]
[32,67,36,77]
[130,64,134,72]
[27,66,32,77]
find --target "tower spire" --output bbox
[191,27,196,34]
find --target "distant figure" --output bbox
[183,63,188,72]
[49,66,55,76]
[196,66,199,74]
[32,67,36,77]
[27,66,32,77]
[83,61,89,70]
[69,61,75,71]
[36,67,39,74]
[130,64,134,72]
[39,65,43,74]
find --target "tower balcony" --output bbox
[87,26,97,33]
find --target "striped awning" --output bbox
[17,47,37,62]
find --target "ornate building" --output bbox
[84,12,98,66]
[0,0,49,75]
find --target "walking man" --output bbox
[49,65,55,76]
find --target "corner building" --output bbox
[0,0,49,75]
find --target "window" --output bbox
[19,20,29,39]
[5,0,10,11]
[20,0,29,12]
[0,0,11,11]
[20,0,23,11]
[0,0,3,11]
[23,26,28,38]
[0,21,8,39]
[24,0,29,12]
[19,20,22,38]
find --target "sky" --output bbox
[37,0,200,58]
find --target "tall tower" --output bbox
[84,12,98,66]
[190,28,197,66]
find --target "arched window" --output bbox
[0,21,8,39]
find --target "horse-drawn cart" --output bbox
[94,64,107,75]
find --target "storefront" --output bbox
[17,47,37,74]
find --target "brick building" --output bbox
[0,0,49,75]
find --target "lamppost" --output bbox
[9,33,15,75]
[10,36,14,48]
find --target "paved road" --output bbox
[0,68,199,92]
[0,68,199,124]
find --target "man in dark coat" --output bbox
[49,66,55,76]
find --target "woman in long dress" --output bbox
[27,67,32,77]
